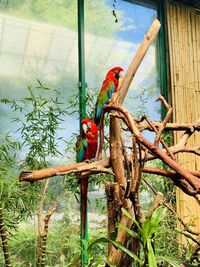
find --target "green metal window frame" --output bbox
[157,0,168,119]
[77,2,88,266]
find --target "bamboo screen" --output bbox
[166,1,200,243]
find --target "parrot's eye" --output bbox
[115,72,120,79]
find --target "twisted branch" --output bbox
[104,104,200,193]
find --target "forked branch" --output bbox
[104,103,200,193]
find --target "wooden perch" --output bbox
[18,155,200,197]
[19,158,110,182]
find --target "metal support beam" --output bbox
[78,0,86,125]
[78,0,88,266]
[157,0,168,119]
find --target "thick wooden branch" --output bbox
[143,167,200,200]
[108,199,134,265]
[106,182,124,254]
[114,19,161,105]
[105,104,200,193]
[18,155,200,197]
[19,158,110,182]
[110,118,126,187]
[130,137,139,194]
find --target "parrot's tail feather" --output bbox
[81,177,88,239]
[96,112,104,160]
[94,106,102,127]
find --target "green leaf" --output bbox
[156,256,181,267]
[21,97,34,101]
[147,239,157,267]
[88,237,142,265]
[121,207,134,220]
[118,223,138,239]
[121,207,141,231]
[142,207,166,240]
[0,180,4,198]
[111,240,142,264]
[88,237,108,251]
[37,78,43,87]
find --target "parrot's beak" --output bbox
[115,70,123,80]
[119,71,123,78]
[82,123,88,134]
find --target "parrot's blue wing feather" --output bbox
[94,80,115,125]
[75,136,88,163]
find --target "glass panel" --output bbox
[0,1,79,161]
[0,2,80,265]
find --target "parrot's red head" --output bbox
[81,118,98,136]
[106,66,124,81]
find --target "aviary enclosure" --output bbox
[0,1,199,267]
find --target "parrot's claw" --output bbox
[84,158,96,164]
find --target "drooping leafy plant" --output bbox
[0,80,71,266]
[88,206,181,267]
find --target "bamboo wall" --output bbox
[166,1,200,244]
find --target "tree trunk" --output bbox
[0,202,11,267]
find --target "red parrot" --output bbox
[94,66,123,159]
[75,118,98,238]
[94,66,124,127]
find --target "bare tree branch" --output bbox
[0,202,11,267]
[143,114,176,160]
[135,120,200,132]
[105,104,200,193]
[154,95,173,146]
[19,158,111,182]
